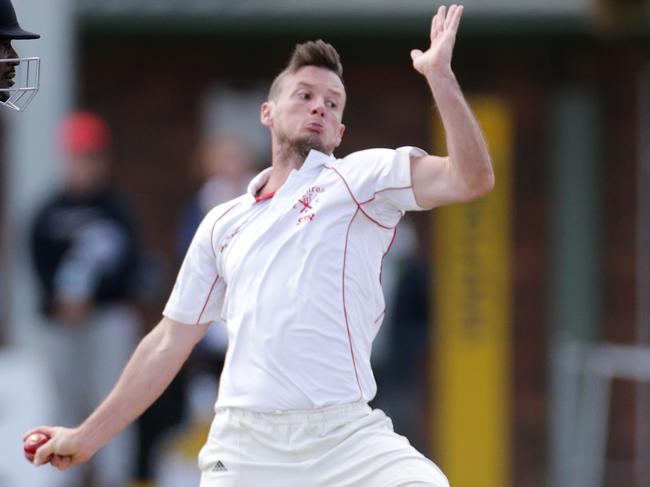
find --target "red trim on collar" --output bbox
[255,191,276,203]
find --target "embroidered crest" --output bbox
[293,186,325,225]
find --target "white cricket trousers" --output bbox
[198,401,450,487]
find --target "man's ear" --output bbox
[335,123,346,148]
[260,101,273,128]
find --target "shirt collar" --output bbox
[301,149,335,171]
[247,167,273,200]
[246,150,336,201]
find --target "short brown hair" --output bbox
[268,40,343,100]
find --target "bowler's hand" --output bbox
[411,4,463,76]
[22,426,95,470]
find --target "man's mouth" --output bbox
[305,121,324,133]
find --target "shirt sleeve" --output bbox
[163,208,226,325]
[335,146,428,227]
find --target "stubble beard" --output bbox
[294,134,328,158]
[278,134,333,161]
[279,131,331,161]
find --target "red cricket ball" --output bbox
[23,432,50,463]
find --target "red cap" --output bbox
[59,111,111,155]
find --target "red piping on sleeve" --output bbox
[195,274,221,325]
[325,165,393,230]
[358,185,413,205]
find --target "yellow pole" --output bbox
[432,97,513,487]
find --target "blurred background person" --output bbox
[176,133,256,384]
[177,133,257,255]
[148,134,257,487]
[30,111,143,487]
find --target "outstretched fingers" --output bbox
[430,5,464,42]
[445,4,464,33]
[430,5,446,41]
[444,5,457,29]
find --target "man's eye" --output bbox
[326,101,337,109]
[298,92,310,100]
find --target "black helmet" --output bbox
[0,0,39,40]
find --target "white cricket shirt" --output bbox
[164,147,426,411]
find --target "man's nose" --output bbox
[310,98,326,116]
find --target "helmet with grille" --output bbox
[0,0,39,112]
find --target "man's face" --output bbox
[0,39,19,102]
[262,65,346,156]
[65,152,110,195]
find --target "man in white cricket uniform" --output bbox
[26,5,494,486]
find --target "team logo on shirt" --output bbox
[293,186,325,225]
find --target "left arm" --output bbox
[410,4,494,209]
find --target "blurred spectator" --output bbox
[30,111,143,487]
[176,133,256,380]
[177,133,257,255]
[148,134,256,486]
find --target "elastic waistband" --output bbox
[215,401,371,425]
